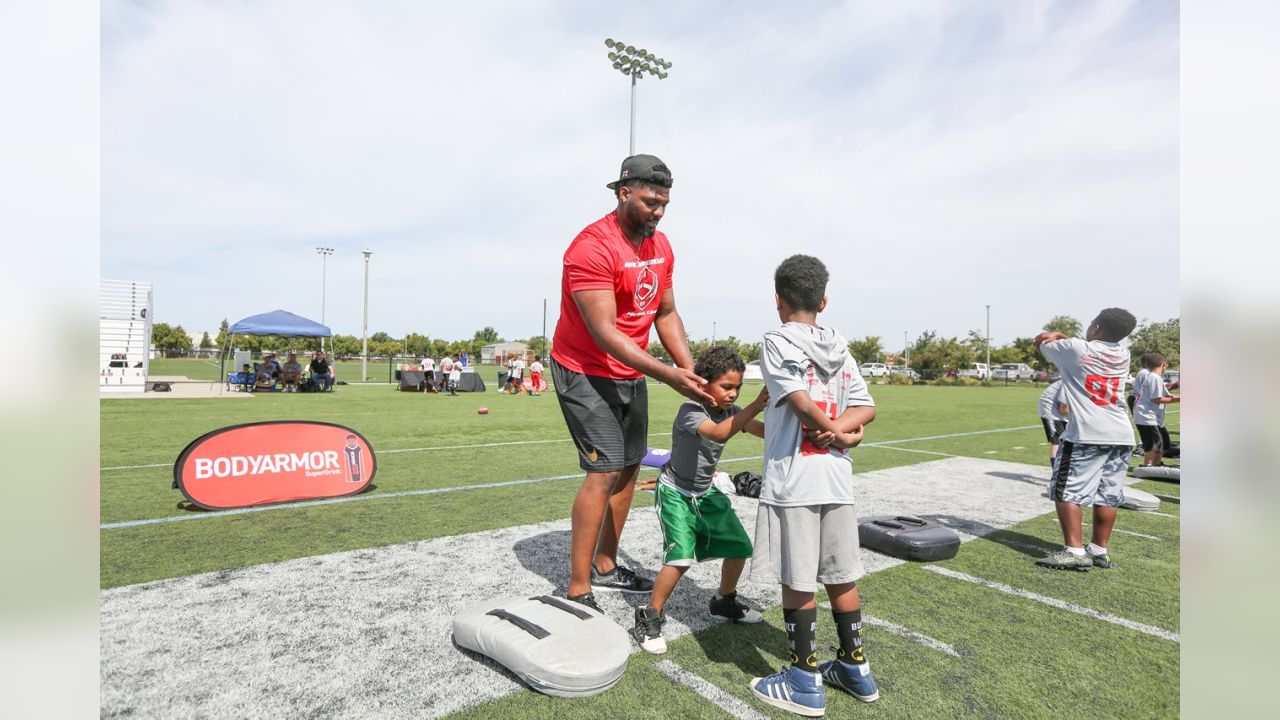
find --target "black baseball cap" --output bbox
[606,154,673,190]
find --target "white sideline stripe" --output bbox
[983,450,998,455]
[100,424,1040,473]
[922,566,1179,643]
[654,661,769,720]
[1148,511,1179,520]
[1082,523,1163,541]
[874,446,958,458]
[817,602,961,657]
[100,423,1045,528]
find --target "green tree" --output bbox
[847,336,884,365]
[330,334,361,358]
[370,331,392,344]
[405,333,430,357]
[1044,315,1083,337]
[214,318,230,356]
[473,326,502,345]
[152,323,193,356]
[648,345,672,362]
[527,335,549,358]
[907,331,970,376]
[199,332,213,350]
[431,339,449,357]
[1127,318,1180,371]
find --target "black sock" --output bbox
[833,609,866,664]
[783,607,819,672]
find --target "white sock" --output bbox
[1065,546,1087,557]
[1086,543,1107,556]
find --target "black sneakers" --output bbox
[567,592,602,613]
[709,591,763,623]
[630,606,667,654]
[591,564,654,594]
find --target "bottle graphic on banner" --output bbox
[344,434,364,483]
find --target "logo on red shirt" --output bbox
[634,266,659,310]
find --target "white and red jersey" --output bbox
[551,212,674,379]
[759,323,875,507]
[1039,338,1132,445]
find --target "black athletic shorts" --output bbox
[550,357,649,472]
[1136,424,1165,453]
[1041,418,1067,444]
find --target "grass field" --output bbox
[100,358,1180,718]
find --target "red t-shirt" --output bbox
[552,212,675,379]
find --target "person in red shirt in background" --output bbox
[551,154,714,612]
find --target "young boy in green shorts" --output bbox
[630,346,769,654]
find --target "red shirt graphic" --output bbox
[552,212,675,379]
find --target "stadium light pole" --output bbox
[315,246,334,352]
[904,331,910,370]
[985,305,991,376]
[604,38,672,155]
[362,250,372,382]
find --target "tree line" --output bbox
[152,314,1178,374]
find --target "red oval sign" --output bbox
[173,421,376,510]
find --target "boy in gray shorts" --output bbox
[1034,307,1138,571]
[748,255,880,716]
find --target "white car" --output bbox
[858,362,889,378]
[992,363,1036,382]
[959,363,990,380]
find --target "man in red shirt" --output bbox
[551,154,714,612]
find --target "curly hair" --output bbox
[774,254,828,313]
[694,346,746,383]
[1093,307,1137,342]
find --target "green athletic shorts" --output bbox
[655,481,753,566]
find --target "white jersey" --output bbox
[1132,371,1167,426]
[760,323,874,507]
[441,357,454,373]
[422,357,435,372]
[1038,380,1067,422]
[1039,338,1132,445]
[513,359,526,377]
[530,361,544,374]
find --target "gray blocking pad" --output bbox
[452,595,630,697]
[1131,464,1180,481]
[101,456,1057,719]
[1121,487,1161,512]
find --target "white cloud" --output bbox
[102,1,1178,346]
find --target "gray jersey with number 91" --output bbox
[1039,338,1132,445]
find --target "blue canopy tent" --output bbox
[220,310,333,388]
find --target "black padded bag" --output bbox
[858,515,960,562]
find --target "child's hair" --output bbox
[694,346,746,383]
[774,254,828,313]
[1092,307,1137,341]
[1142,352,1166,370]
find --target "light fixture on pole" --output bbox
[361,250,372,382]
[604,38,672,155]
[315,247,334,352]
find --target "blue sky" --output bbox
[101,0,1178,350]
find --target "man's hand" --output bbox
[1034,331,1068,348]
[665,365,714,404]
[747,385,770,412]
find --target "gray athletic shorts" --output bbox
[550,357,648,473]
[1050,441,1131,507]
[749,503,864,592]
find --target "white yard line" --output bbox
[1148,511,1179,520]
[654,661,769,720]
[872,446,958,458]
[922,566,1179,643]
[1081,523,1164,541]
[817,602,961,658]
[100,424,1040,473]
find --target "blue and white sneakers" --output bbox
[818,658,879,702]
[749,665,825,717]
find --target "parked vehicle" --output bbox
[992,363,1036,382]
[1031,370,1052,383]
[958,363,989,381]
[889,366,920,380]
[858,362,889,378]
[1163,369,1179,386]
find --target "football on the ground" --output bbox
[477,407,489,415]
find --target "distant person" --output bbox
[253,362,276,392]
[422,354,436,392]
[262,352,281,380]
[238,362,253,391]
[510,356,526,394]
[440,354,455,393]
[1038,379,1069,465]
[460,351,469,368]
[528,356,545,396]
[280,352,303,392]
[1033,307,1138,572]
[309,351,334,392]
[629,347,768,655]
[550,153,712,613]
[447,358,461,396]
[501,357,515,394]
[747,255,880,715]
[1133,352,1180,467]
